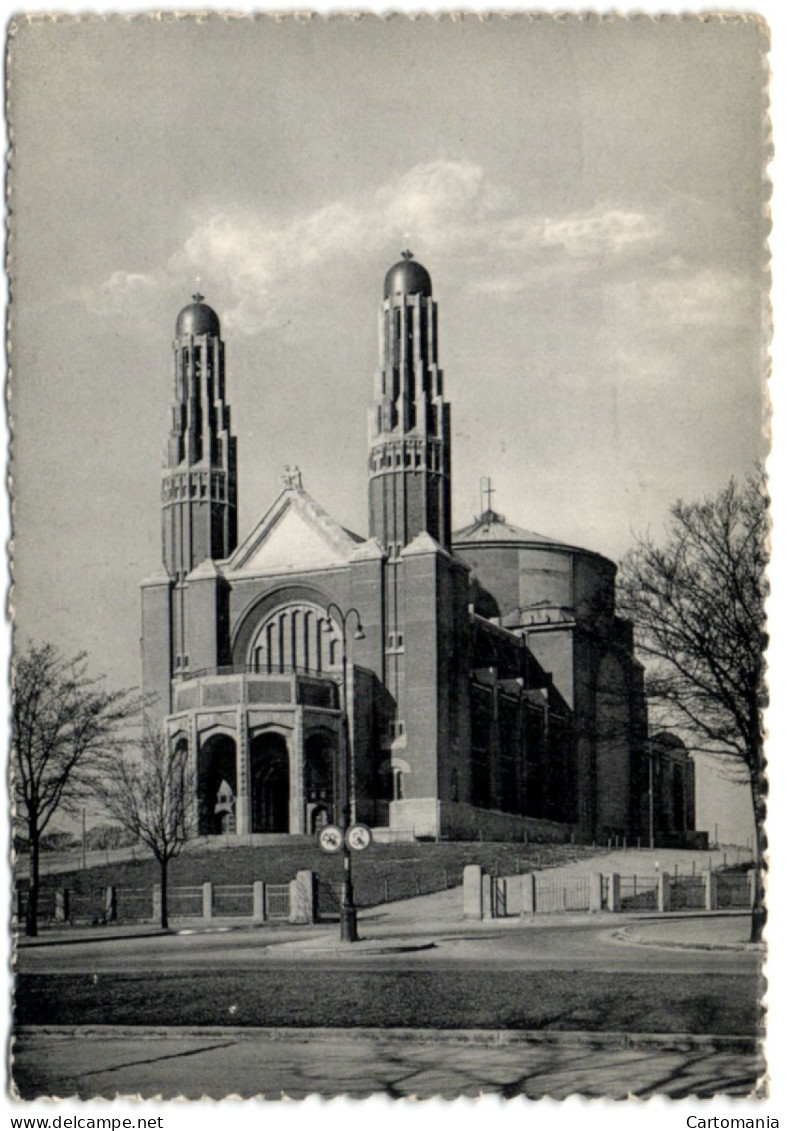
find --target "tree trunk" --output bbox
[160,858,169,930]
[749,776,767,944]
[25,822,39,938]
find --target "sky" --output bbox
[8,15,770,843]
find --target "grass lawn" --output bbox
[22,841,605,919]
[15,970,761,1035]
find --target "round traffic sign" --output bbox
[318,824,344,854]
[346,823,373,851]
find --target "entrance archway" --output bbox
[198,733,237,835]
[250,733,290,833]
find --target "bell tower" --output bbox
[162,294,238,578]
[368,251,451,552]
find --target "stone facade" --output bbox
[140,254,698,845]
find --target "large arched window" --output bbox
[249,602,342,675]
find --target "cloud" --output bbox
[610,265,757,331]
[78,162,675,336]
[542,208,663,259]
[78,270,163,319]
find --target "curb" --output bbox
[16,929,175,949]
[264,941,438,957]
[14,1024,761,1053]
[614,926,764,953]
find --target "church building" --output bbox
[140,252,699,845]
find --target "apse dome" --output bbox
[384,252,432,299]
[176,296,220,338]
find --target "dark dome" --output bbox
[384,252,432,299]
[176,296,220,338]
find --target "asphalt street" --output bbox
[17,913,761,976]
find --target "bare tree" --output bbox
[13,642,143,937]
[618,474,768,940]
[95,726,194,929]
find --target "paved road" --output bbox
[17,913,761,976]
[12,1027,764,1100]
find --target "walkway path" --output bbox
[13,1027,764,1100]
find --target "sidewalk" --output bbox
[12,1026,765,1099]
[617,915,761,952]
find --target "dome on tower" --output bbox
[176,294,220,338]
[384,251,432,299]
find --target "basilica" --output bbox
[140,252,699,846]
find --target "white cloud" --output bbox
[78,269,163,319]
[79,163,670,336]
[610,266,756,331]
[542,208,662,259]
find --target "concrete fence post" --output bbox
[104,885,117,923]
[463,864,483,920]
[521,872,537,917]
[607,873,621,912]
[253,881,265,923]
[704,871,718,911]
[202,882,213,921]
[152,884,162,925]
[589,874,603,913]
[55,889,70,922]
[657,872,671,913]
[289,870,317,924]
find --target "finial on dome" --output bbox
[383,250,432,299]
[192,291,205,304]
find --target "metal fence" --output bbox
[536,874,591,913]
[669,875,706,911]
[68,888,107,922]
[717,872,753,909]
[265,883,291,920]
[618,875,659,911]
[213,884,255,917]
[116,887,152,921]
[166,885,204,917]
[16,889,57,922]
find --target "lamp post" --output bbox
[647,743,655,851]
[325,603,365,942]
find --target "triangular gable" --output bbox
[228,486,363,575]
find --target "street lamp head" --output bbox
[353,625,365,641]
[323,619,334,634]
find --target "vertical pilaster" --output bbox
[290,710,305,833]
[236,705,250,836]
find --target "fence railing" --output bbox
[618,876,659,912]
[167,886,204,918]
[265,883,291,920]
[212,884,254,917]
[465,865,756,919]
[16,875,318,928]
[116,887,152,921]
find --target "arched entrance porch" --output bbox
[198,733,237,835]
[250,732,290,833]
